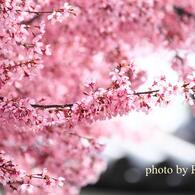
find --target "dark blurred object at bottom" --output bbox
[83,157,195,192]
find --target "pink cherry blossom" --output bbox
[0,0,195,195]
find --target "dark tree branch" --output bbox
[20,15,41,25]
[133,89,159,95]
[31,104,73,109]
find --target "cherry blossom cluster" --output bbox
[0,118,106,195]
[0,152,66,194]
[0,1,47,89]
[47,3,76,23]
[1,62,194,132]
[66,64,194,124]
[0,1,76,89]
[171,54,195,81]
[0,0,195,195]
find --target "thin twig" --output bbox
[16,10,53,14]
[133,89,159,95]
